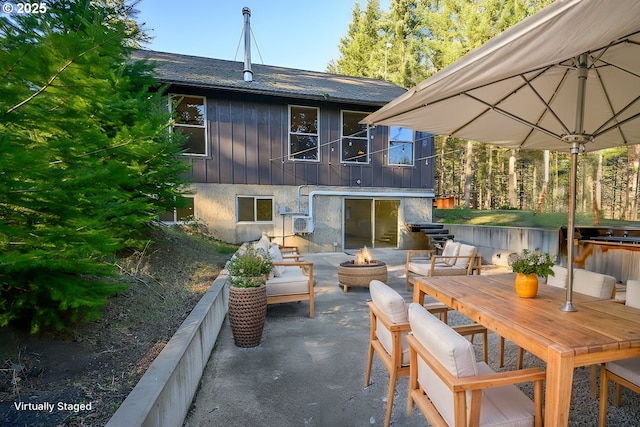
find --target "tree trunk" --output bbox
[626,145,640,220]
[536,150,549,213]
[439,138,446,198]
[464,140,473,208]
[486,145,493,209]
[594,151,603,224]
[509,150,517,208]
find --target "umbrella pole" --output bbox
[560,143,579,312]
[561,53,589,312]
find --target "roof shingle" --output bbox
[132,50,407,106]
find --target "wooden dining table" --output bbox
[413,273,640,426]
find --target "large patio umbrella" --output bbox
[362,0,640,311]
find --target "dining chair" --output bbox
[365,280,488,427]
[598,279,640,427]
[406,303,545,427]
[365,280,412,427]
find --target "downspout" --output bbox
[242,7,253,82]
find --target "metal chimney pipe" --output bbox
[242,7,253,82]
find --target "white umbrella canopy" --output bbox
[363,0,640,152]
[363,0,640,311]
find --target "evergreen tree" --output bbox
[0,0,190,332]
[333,0,383,78]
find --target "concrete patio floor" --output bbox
[183,249,640,427]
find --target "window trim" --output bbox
[288,105,320,162]
[340,110,370,164]
[169,94,208,157]
[388,126,415,167]
[236,195,275,224]
[159,195,196,224]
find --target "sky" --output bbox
[136,0,389,73]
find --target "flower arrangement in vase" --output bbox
[226,245,273,288]
[225,245,273,347]
[508,249,555,298]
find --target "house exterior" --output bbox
[133,49,436,252]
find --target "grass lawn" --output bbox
[433,208,640,229]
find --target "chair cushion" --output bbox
[626,280,640,309]
[408,303,477,378]
[408,261,433,277]
[408,303,477,427]
[454,244,477,269]
[370,280,409,366]
[370,280,408,323]
[268,243,285,277]
[546,265,567,288]
[607,357,640,387]
[476,362,536,427]
[253,234,271,256]
[573,269,616,299]
[266,266,309,296]
[432,265,468,275]
[441,241,461,266]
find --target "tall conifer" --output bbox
[0,0,189,332]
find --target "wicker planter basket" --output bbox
[228,282,267,348]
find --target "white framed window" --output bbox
[237,196,274,223]
[388,126,414,166]
[169,94,207,156]
[289,105,319,161]
[341,111,369,163]
[159,195,195,223]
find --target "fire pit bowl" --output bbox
[337,260,387,293]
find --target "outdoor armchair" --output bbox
[406,303,545,427]
[405,241,481,292]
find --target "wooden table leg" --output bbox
[413,280,425,304]
[545,346,575,426]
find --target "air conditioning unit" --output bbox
[292,216,314,234]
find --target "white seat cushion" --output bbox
[266,266,308,296]
[454,244,477,269]
[607,357,640,387]
[268,243,285,277]
[370,280,409,366]
[253,234,271,255]
[626,279,640,309]
[476,362,536,427]
[441,240,461,266]
[408,261,432,276]
[573,268,616,299]
[546,265,568,288]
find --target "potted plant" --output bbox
[508,249,555,298]
[225,245,273,347]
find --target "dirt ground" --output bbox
[0,225,235,426]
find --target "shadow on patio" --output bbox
[184,249,640,427]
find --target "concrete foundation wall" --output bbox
[106,272,229,427]
[192,183,434,252]
[445,224,559,265]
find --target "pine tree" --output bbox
[334,0,383,78]
[0,0,190,332]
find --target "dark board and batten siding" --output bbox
[178,87,434,190]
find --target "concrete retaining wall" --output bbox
[445,224,560,265]
[106,271,229,427]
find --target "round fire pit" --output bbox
[338,260,387,292]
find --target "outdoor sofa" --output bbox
[252,235,315,318]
